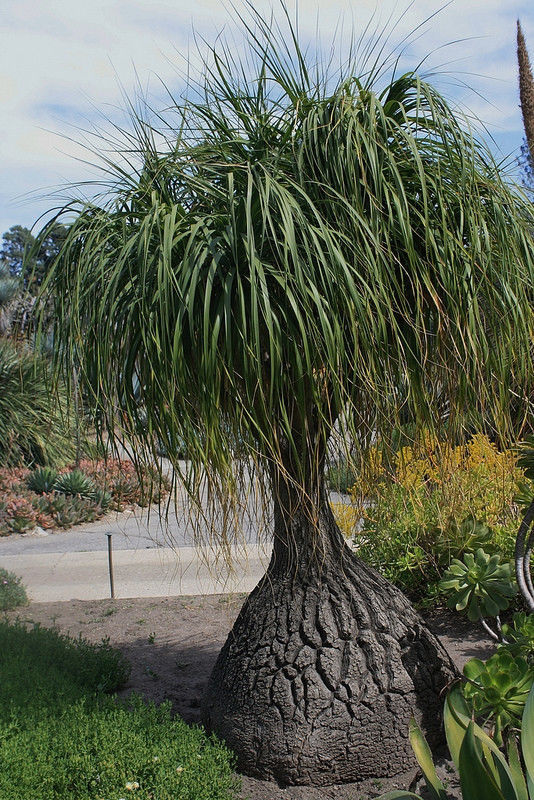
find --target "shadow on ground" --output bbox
[6,597,494,800]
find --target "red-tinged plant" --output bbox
[0,495,39,533]
[0,468,29,492]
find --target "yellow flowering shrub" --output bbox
[330,503,361,537]
[332,433,531,602]
[393,433,523,530]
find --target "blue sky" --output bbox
[1,0,533,237]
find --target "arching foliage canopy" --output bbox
[41,9,534,524]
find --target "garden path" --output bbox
[0,488,347,602]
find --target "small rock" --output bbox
[31,526,49,537]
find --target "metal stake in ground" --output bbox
[107,533,115,599]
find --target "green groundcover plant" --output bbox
[0,622,238,800]
[0,569,28,611]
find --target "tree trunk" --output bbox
[202,470,457,786]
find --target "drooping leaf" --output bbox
[35,5,534,549]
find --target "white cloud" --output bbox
[1,0,533,234]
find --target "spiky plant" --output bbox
[38,7,534,786]
[0,339,74,467]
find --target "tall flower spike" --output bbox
[518,20,534,164]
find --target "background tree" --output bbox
[1,223,68,291]
[34,222,68,287]
[1,226,36,279]
[39,10,534,786]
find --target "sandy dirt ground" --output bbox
[5,595,495,800]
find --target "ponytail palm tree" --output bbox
[41,11,534,786]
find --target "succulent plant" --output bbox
[92,488,112,510]
[54,469,97,499]
[435,517,495,564]
[377,682,534,800]
[439,548,516,622]
[462,651,534,744]
[501,612,534,659]
[43,494,100,528]
[26,466,58,494]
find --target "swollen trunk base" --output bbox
[202,505,456,786]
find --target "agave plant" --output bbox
[54,469,97,499]
[26,467,58,494]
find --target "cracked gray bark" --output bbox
[202,466,457,786]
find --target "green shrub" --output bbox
[0,568,28,610]
[333,434,527,602]
[26,467,58,494]
[0,623,238,800]
[0,339,75,467]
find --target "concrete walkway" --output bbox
[0,490,348,603]
[0,496,275,601]
[0,543,271,602]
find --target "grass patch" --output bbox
[0,622,239,800]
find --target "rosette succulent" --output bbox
[26,466,58,494]
[440,548,516,621]
[501,612,534,659]
[463,651,534,744]
[54,469,97,500]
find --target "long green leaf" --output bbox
[409,718,448,800]
[445,687,518,800]
[522,683,534,786]
[507,737,528,800]
[34,3,534,548]
[458,724,507,800]
[375,793,424,799]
